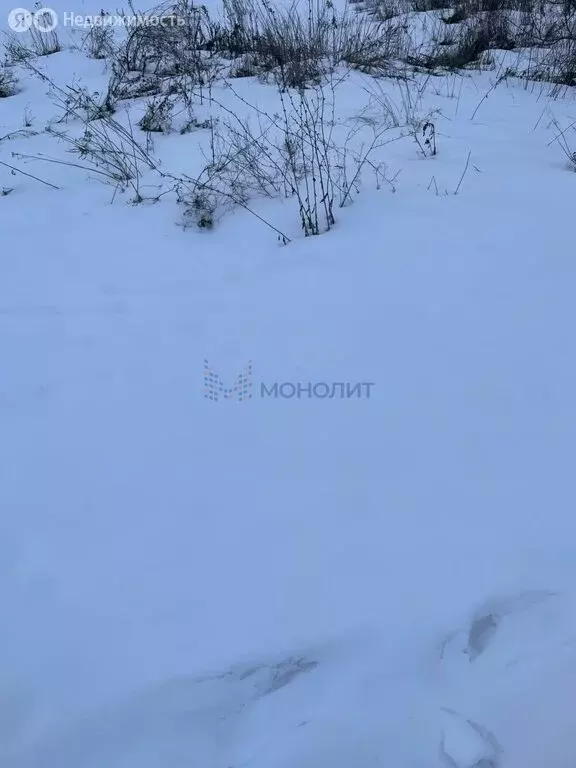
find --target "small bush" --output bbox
[442,5,469,24]
[411,0,451,10]
[77,0,399,92]
[180,115,212,133]
[4,14,60,61]
[191,73,395,237]
[83,19,116,59]
[183,189,217,228]
[546,38,576,85]
[549,115,576,168]
[420,11,515,69]
[51,84,117,123]
[30,9,61,56]
[119,0,215,77]
[110,71,164,102]
[339,19,403,73]
[139,95,174,132]
[229,52,264,77]
[216,0,400,87]
[0,66,18,98]
[436,28,489,67]
[233,0,333,88]
[4,37,35,65]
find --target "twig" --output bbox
[0,159,60,189]
[470,75,506,121]
[454,150,471,195]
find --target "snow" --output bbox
[2,2,576,766]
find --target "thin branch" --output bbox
[0,159,60,189]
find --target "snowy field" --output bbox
[2,1,576,766]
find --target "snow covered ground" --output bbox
[2,2,576,766]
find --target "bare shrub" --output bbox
[119,0,216,77]
[109,66,165,101]
[4,36,36,65]
[416,12,515,69]
[0,65,18,98]
[49,82,118,123]
[278,84,340,233]
[367,77,441,157]
[224,0,333,88]
[186,74,398,236]
[30,8,61,56]
[442,5,469,24]
[182,188,218,228]
[46,113,159,201]
[3,14,60,62]
[365,0,406,21]
[139,95,175,132]
[229,52,266,77]
[15,63,157,198]
[216,0,401,88]
[545,36,576,84]
[412,0,450,9]
[82,18,116,59]
[335,13,404,73]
